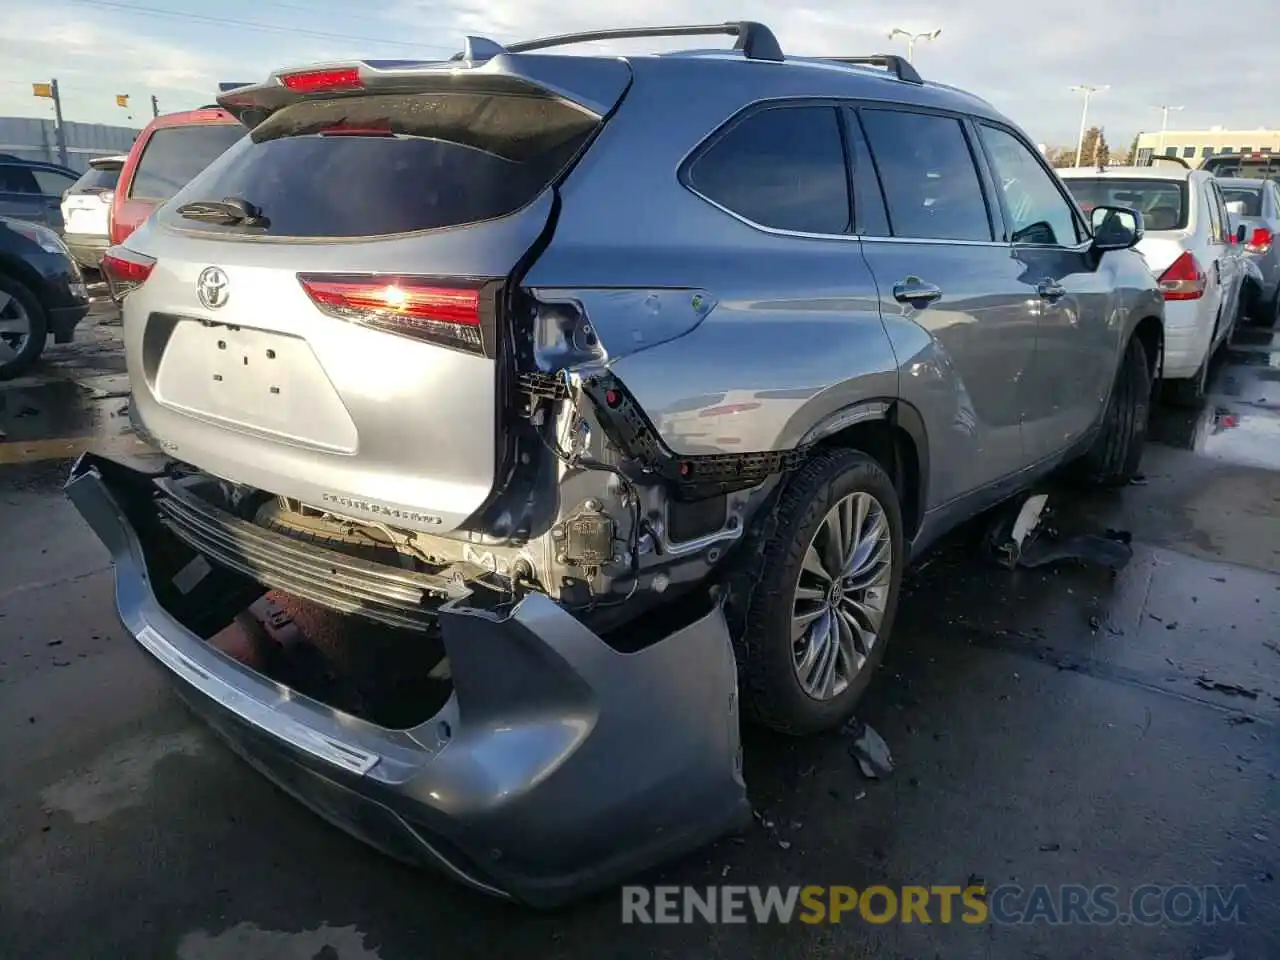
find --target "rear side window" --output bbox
[1061,178,1189,232]
[686,105,850,235]
[32,168,77,197]
[1220,186,1263,217]
[0,164,40,195]
[128,124,245,201]
[71,164,122,193]
[164,93,598,238]
[859,110,992,242]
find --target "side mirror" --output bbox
[1090,205,1144,251]
[1236,223,1248,244]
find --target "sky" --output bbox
[2,0,1277,147]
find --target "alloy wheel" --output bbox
[791,491,894,701]
[0,289,31,363]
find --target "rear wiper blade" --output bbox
[176,197,269,228]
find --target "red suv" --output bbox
[110,107,244,245]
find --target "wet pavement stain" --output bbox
[0,380,150,465]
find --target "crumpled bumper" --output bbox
[65,453,750,907]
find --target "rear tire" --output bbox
[736,449,904,736]
[1079,335,1152,486]
[1163,354,1208,408]
[0,273,47,381]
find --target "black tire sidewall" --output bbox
[0,274,48,381]
[738,449,905,735]
[1082,335,1151,485]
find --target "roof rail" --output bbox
[822,54,922,85]
[505,21,784,62]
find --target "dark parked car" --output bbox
[0,155,81,232]
[0,216,90,379]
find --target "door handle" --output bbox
[892,279,943,306]
[1036,279,1066,302]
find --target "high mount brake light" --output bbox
[1157,251,1206,302]
[100,247,156,299]
[281,67,362,93]
[298,275,486,354]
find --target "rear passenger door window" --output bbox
[858,109,992,242]
[1205,182,1225,244]
[686,105,851,235]
[977,125,1082,246]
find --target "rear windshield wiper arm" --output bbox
[176,197,269,228]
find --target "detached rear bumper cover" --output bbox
[66,454,750,907]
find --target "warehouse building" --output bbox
[1135,127,1280,168]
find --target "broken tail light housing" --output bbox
[298,275,491,355]
[1157,251,1206,301]
[100,246,157,300]
[1246,226,1274,255]
[280,67,363,93]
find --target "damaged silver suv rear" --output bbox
[74,21,1163,906]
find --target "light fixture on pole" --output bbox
[1154,104,1184,156]
[1070,84,1109,168]
[887,27,941,63]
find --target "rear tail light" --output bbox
[100,247,156,299]
[1246,226,1274,254]
[298,275,486,354]
[281,67,362,93]
[1158,251,1206,301]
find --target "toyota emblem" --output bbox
[197,266,230,310]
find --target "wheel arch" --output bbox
[803,399,928,542]
[1130,314,1164,382]
[0,254,46,305]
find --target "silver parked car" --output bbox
[75,22,1164,905]
[1220,177,1280,325]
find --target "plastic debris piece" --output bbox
[1017,532,1134,570]
[1196,677,1260,699]
[848,720,893,779]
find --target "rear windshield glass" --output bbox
[1202,157,1280,183]
[1062,178,1189,232]
[71,164,121,193]
[1220,186,1263,216]
[129,124,245,201]
[163,92,599,238]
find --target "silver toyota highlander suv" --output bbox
[73,22,1164,906]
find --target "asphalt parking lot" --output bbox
[1,303,1277,959]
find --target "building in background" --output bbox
[0,116,140,172]
[1135,127,1280,168]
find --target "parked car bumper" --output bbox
[64,453,751,907]
[62,232,110,270]
[27,248,90,343]
[1160,299,1216,380]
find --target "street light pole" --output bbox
[1154,104,1184,156]
[887,27,941,63]
[1070,84,1109,168]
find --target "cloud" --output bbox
[2,0,1276,142]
